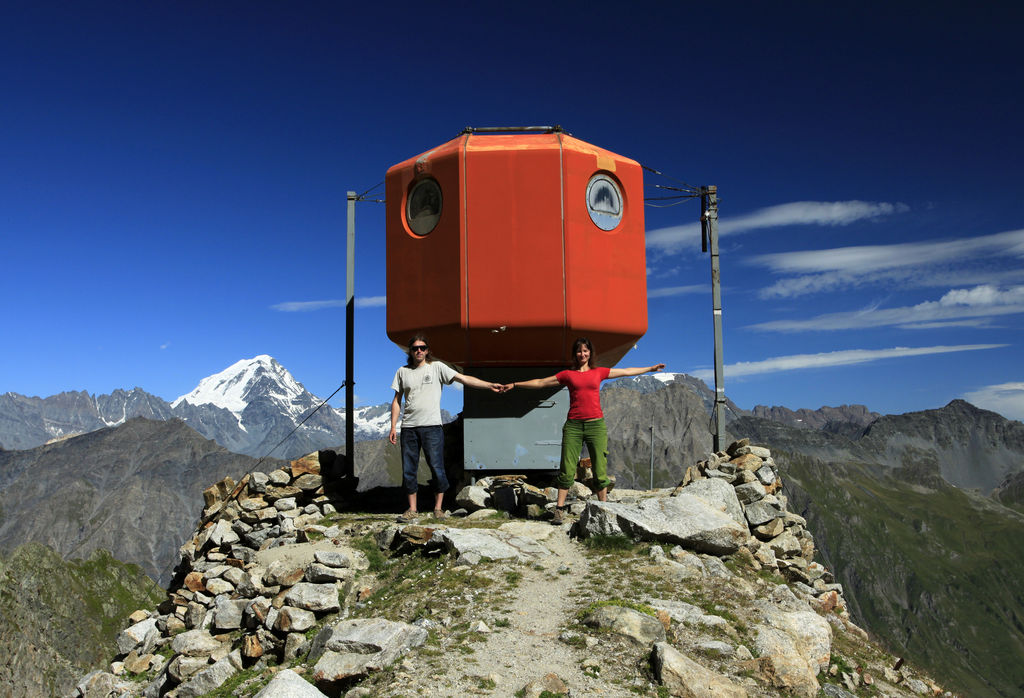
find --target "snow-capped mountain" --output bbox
[168,355,392,458]
[172,355,316,432]
[0,356,394,459]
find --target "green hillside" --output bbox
[0,543,165,697]
[781,451,1024,697]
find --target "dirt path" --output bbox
[425,523,639,698]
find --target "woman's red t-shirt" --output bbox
[556,367,611,420]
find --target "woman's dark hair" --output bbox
[571,337,596,369]
[406,334,434,368]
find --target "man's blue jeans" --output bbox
[400,425,448,495]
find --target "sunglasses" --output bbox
[411,345,429,352]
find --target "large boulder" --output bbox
[577,496,748,554]
[652,642,747,697]
[308,618,427,689]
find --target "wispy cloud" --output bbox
[690,344,1006,381]
[753,228,1024,298]
[271,296,387,312]
[962,382,1024,422]
[750,284,1024,332]
[648,285,704,298]
[646,200,908,253]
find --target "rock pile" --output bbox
[72,441,948,698]
[73,452,426,697]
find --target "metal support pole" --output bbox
[649,423,655,490]
[345,191,357,483]
[701,186,726,452]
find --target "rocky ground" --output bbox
[72,442,954,698]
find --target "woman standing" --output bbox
[503,337,665,524]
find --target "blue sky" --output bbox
[3,1,1023,422]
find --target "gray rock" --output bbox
[284,633,310,663]
[455,485,491,511]
[276,606,317,633]
[205,577,234,596]
[167,654,209,682]
[581,605,665,645]
[285,582,341,612]
[305,562,354,583]
[578,496,747,554]
[770,530,803,558]
[646,598,729,629]
[254,668,328,697]
[268,469,291,486]
[174,655,238,698]
[213,597,249,631]
[275,497,299,511]
[314,549,352,568]
[651,642,746,697]
[208,519,240,548]
[678,477,746,527]
[73,671,135,698]
[735,444,771,458]
[293,473,323,491]
[755,465,777,486]
[308,618,427,685]
[744,500,784,527]
[734,481,767,504]
[697,639,735,657]
[246,473,269,494]
[115,617,159,656]
[753,606,832,698]
[431,527,551,562]
[170,629,224,657]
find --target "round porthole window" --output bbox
[406,178,442,236]
[586,173,623,231]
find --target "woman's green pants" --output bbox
[556,418,611,490]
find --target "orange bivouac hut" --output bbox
[385,127,648,471]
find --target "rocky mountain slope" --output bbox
[751,404,880,432]
[72,444,948,698]
[733,414,1024,697]
[0,356,397,459]
[734,400,1024,495]
[0,543,163,698]
[0,418,284,585]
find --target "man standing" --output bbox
[389,334,503,521]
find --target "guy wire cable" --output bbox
[139,380,348,600]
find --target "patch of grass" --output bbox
[580,534,638,552]
[349,534,388,572]
[560,632,586,648]
[493,617,511,628]
[204,666,267,697]
[580,598,658,618]
[477,676,497,690]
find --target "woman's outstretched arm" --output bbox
[607,363,665,379]
[501,375,561,391]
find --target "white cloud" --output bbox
[648,285,704,298]
[690,344,1007,381]
[646,200,908,253]
[754,228,1024,298]
[962,382,1024,422]
[356,296,387,308]
[750,285,1024,332]
[271,296,387,312]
